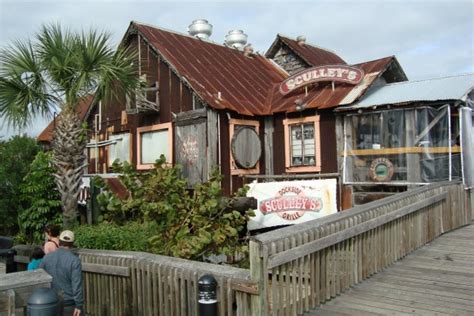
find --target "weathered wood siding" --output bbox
[174,109,208,186]
[86,34,195,174]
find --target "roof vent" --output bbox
[225,30,248,50]
[243,44,254,57]
[188,19,213,39]
[296,35,306,46]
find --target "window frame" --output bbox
[229,119,260,175]
[136,122,173,170]
[283,115,321,173]
[107,132,132,168]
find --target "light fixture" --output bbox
[295,98,306,112]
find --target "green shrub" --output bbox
[19,151,62,244]
[74,222,157,252]
[95,157,254,263]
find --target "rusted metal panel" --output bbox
[219,112,231,195]
[38,95,94,143]
[266,34,347,67]
[175,115,207,186]
[170,71,181,114]
[272,114,286,175]
[319,110,338,173]
[159,61,171,122]
[132,22,398,117]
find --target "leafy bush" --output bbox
[95,157,254,263]
[19,151,62,244]
[0,136,39,235]
[74,222,157,252]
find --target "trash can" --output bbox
[27,288,60,316]
[0,236,15,273]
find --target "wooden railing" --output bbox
[7,182,471,315]
[248,181,471,316]
[0,269,52,315]
[76,249,257,316]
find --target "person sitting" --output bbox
[43,224,61,254]
[27,247,44,270]
[40,230,84,316]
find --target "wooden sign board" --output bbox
[279,65,364,95]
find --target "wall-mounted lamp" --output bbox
[295,98,306,112]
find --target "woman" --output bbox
[27,247,45,270]
[44,224,61,254]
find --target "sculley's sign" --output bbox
[279,65,364,95]
[246,179,337,230]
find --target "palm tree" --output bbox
[0,24,142,228]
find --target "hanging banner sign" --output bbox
[246,179,338,230]
[279,65,364,95]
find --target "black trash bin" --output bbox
[0,236,16,273]
[27,288,60,316]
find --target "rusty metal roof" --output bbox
[266,34,347,67]
[270,56,397,113]
[134,22,286,116]
[37,95,94,143]
[130,22,400,115]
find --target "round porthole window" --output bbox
[369,158,394,182]
[231,126,262,169]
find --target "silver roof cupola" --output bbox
[188,19,213,39]
[224,30,248,50]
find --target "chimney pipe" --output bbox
[296,35,306,46]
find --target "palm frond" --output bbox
[36,23,77,98]
[0,40,56,128]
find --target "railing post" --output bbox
[250,240,267,316]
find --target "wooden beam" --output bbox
[0,269,52,291]
[341,146,461,156]
[267,192,447,268]
[414,106,448,145]
[81,263,130,277]
[230,280,259,295]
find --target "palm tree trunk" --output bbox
[52,107,87,228]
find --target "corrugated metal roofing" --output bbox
[268,34,347,67]
[131,22,398,115]
[37,95,94,142]
[270,56,395,113]
[339,73,474,111]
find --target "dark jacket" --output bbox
[40,248,84,309]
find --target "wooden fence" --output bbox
[0,269,52,315]
[77,250,257,316]
[249,181,472,315]
[7,181,471,315]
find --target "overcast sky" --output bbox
[1,0,473,139]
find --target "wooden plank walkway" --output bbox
[305,224,474,316]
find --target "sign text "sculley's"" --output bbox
[279,65,364,95]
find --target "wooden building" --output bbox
[75,21,410,205]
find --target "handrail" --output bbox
[253,180,460,245]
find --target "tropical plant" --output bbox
[0,135,39,235]
[0,24,143,228]
[95,157,254,263]
[19,151,62,244]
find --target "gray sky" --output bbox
[1,0,473,139]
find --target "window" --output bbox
[283,116,321,172]
[108,133,131,167]
[229,119,261,175]
[137,122,173,170]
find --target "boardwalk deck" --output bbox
[305,224,474,316]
